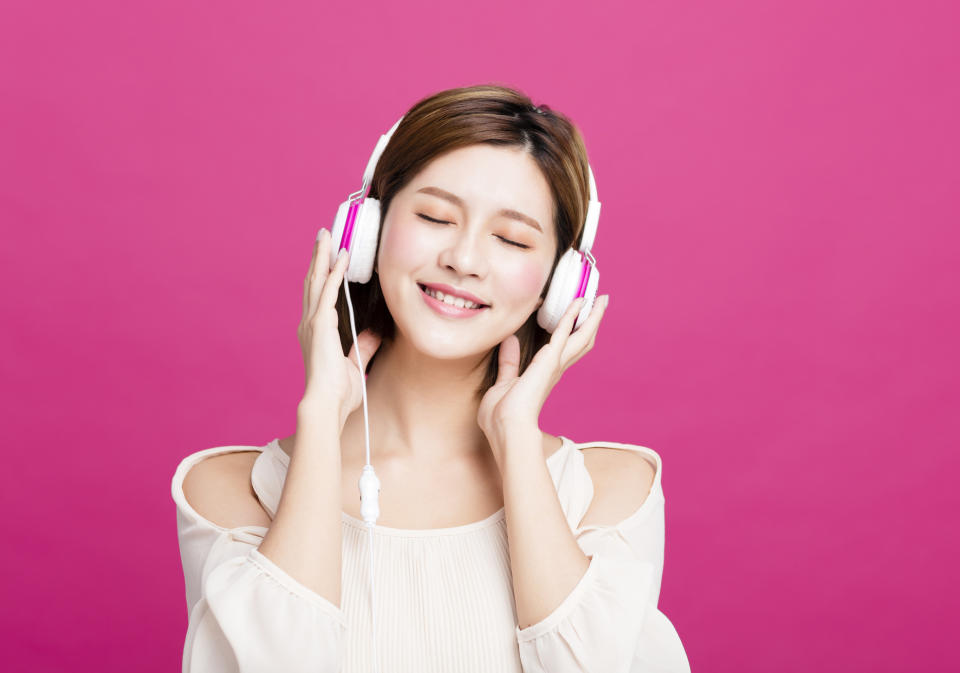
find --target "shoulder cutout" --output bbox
[181,450,272,529]
[578,446,657,529]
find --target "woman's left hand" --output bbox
[477,294,610,465]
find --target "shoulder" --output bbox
[178,447,272,529]
[576,441,659,529]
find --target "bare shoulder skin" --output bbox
[181,450,272,529]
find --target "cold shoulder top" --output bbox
[171,435,691,672]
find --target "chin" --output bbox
[401,323,500,361]
[382,277,529,360]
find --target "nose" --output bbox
[438,227,489,280]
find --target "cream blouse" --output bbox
[172,435,690,673]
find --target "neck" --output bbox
[341,333,493,464]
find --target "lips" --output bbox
[417,283,490,308]
[417,284,491,318]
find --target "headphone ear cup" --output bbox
[330,197,381,284]
[347,198,380,283]
[537,248,600,333]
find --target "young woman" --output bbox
[172,84,690,673]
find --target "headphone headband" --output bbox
[360,114,600,254]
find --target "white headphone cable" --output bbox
[343,273,382,673]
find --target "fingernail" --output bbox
[337,248,348,261]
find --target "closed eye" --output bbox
[496,237,530,249]
[416,213,530,249]
[417,213,450,224]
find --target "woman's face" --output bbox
[375,143,558,360]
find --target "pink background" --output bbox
[2,1,957,670]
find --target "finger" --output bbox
[495,334,521,385]
[303,236,320,318]
[562,294,609,363]
[523,300,579,377]
[549,297,585,354]
[307,228,324,276]
[304,229,331,320]
[316,247,350,318]
[347,328,383,374]
[563,294,607,352]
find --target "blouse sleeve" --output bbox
[514,492,691,673]
[173,462,347,673]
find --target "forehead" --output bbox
[407,144,555,229]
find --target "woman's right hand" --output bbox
[298,228,382,430]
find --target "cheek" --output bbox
[379,219,429,270]
[500,260,549,306]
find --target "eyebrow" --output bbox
[415,186,543,234]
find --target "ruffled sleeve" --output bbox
[515,444,691,673]
[172,448,347,673]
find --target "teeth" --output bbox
[423,286,483,309]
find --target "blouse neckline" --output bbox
[263,434,574,537]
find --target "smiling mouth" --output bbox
[417,283,490,310]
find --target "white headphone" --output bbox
[324,112,602,671]
[329,114,602,333]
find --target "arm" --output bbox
[500,433,690,673]
[480,298,688,670]
[501,427,591,630]
[178,523,346,673]
[257,404,343,605]
[173,412,347,673]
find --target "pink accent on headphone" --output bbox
[575,252,590,298]
[341,199,361,251]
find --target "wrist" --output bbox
[489,424,543,473]
[297,396,345,428]
[487,419,540,449]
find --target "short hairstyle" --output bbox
[336,83,594,401]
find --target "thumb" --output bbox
[495,334,521,385]
[348,328,383,373]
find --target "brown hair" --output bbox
[336,83,594,400]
